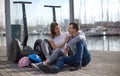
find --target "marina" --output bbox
[0,0,120,76]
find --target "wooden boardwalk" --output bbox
[0,47,120,76]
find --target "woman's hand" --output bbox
[77,31,80,35]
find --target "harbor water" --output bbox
[0,35,120,51]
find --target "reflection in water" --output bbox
[103,36,106,40]
[1,35,120,51]
[86,36,120,51]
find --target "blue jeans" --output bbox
[55,40,91,70]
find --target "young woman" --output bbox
[41,22,70,65]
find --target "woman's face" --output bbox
[54,25,61,36]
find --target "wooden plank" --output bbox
[0,58,30,76]
[0,62,21,76]
[0,67,11,76]
[0,50,120,76]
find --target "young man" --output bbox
[38,23,91,73]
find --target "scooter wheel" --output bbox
[34,39,46,60]
[10,39,21,63]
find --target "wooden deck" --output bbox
[0,47,120,76]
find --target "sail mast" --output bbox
[69,0,74,22]
[106,0,109,22]
[84,0,86,24]
[101,0,103,22]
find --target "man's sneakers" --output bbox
[38,63,81,73]
[38,64,60,73]
[69,63,81,71]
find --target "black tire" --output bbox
[44,39,53,55]
[10,39,21,63]
[34,39,42,53]
[34,39,46,60]
[39,39,53,60]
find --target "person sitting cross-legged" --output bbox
[38,23,91,73]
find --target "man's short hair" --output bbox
[69,23,80,31]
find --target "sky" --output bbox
[0,0,120,26]
[10,0,70,26]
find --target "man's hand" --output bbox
[64,45,69,55]
[64,35,70,43]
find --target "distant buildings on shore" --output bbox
[0,19,120,37]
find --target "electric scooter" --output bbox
[10,1,40,62]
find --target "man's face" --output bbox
[68,24,75,34]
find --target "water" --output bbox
[27,35,50,48]
[86,36,120,51]
[1,35,120,51]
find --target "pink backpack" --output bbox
[18,56,31,68]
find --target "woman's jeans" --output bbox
[48,49,64,64]
[55,40,91,70]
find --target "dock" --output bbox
[0,47,120,76]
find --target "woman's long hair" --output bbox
[50,22,58,39]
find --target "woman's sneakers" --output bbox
[38,64,60,73]
[31,63,39,68]
[31,62,43,68]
